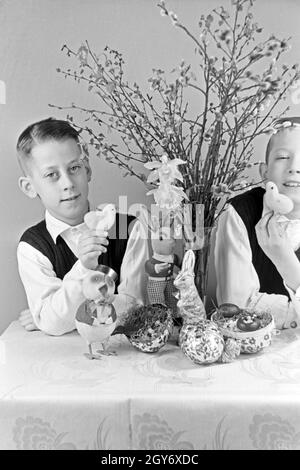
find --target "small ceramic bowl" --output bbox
[211,310,275,354]
[128,304,173,353]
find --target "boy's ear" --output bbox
[18,176,37,198]
[82,157,92,182]
[259,162,268,183]
[86,164,92,182]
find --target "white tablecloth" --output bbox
[1,321,300,450]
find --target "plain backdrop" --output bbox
[1,0,300,334]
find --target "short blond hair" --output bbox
[266,116,300,163]
[16,117,81,174]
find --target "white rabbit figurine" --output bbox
[173,249,206,323]
[174,250,240,364]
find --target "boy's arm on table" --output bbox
[19,308,38,331]
[17,241,89,336]
[118,218,149,305]
[214,205,299,329]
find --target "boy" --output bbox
[17,117,148,335]
[215,116,300,329]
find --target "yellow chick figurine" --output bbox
[264,181,294,215]
[84,203,116,231]
[75,268,118,360]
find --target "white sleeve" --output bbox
[214,205,293,329]
[17,241,90,336]
[118,219,149,305]
[283,283,300,327]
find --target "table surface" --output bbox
[1,320,300,450]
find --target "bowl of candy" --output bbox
[211,303,275,354]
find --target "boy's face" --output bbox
[262,127,300,214]
[20,139,91,225]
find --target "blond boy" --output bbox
[215,117,300,329]
[17,118,148,335]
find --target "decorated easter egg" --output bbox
[129,324,171,353]
[179,320,225,365]
[125,304,173,353]
[218,303,241,318]
[220,338,241,363]
[236,315,261,332]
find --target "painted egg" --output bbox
[236,316,261,332]
[128,305,173,353]
[129,325,171,353]
[179,320,225,365]
[218,303,240,318]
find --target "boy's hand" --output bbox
[18,309,38,331]
[78,229,109,270]
[255,211,293,264]
[256,211,300,292]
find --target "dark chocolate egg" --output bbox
[237,316,260,332]
[218,303,240,318]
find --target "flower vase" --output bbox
[184,226,214,307]
[193,227,214,305]
[181,200,214,304]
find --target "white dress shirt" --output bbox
[17,210,149,336]
[215,203,300,329]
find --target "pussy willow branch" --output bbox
[194,54,211,197]
[236,75,298,165]
[55,0,299,221]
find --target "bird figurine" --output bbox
[144,154,186,185]
[75,266,118,359]
[145,155,188,211]
[84,203,117,231]
[264,181,294,215]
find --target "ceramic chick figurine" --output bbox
[145,226,180,315]
[75,267,118,360]
[264,181,294,215]
[84,203,116,232]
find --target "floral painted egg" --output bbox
[179,320,225,365]
[129,322,171,353]
[125,304,173,353]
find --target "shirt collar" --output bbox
[45,210,86,243]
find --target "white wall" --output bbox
[1,0,300,333]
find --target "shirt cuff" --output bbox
[64,260,94,280]
[283,281,300,329]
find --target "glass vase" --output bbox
[192,226,214,305]
[179,201,215,305]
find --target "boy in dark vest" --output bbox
[17,118,148,335]
[215,116,300,329]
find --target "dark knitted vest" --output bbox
[228,187,300,298]
[20,213,136,290]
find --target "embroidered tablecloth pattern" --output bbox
[1,322,300,449]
